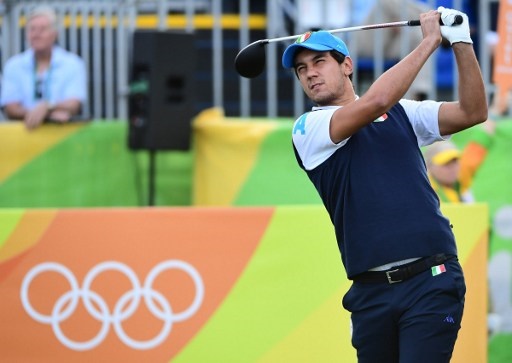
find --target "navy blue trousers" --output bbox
[342,258,466,363]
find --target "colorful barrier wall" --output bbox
[1,113,511,361]
[0,204,487,362]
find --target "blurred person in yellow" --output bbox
[0,5,87,130]
[425,119,496,203]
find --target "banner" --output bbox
[493,0,512,111]
[0,205,487,362]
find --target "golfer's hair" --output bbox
[330,51,346,65]
[330,51,353,80]
[27,5,58,31]
[293,50,352,80]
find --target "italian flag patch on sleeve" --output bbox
[432,264,446,276]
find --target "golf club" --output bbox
[235,15,463,78]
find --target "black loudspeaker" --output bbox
[128,31,196,150]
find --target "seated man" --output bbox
[0,5,87,129]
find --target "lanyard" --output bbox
[33,60,52,102]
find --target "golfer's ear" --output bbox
[343,56,353,76]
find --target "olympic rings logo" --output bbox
[20,260,204,351]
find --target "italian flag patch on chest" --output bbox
[373,113,388,122]
[431,264,446,276]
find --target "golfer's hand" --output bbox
[419,10,442,46]
[438,7,472,45]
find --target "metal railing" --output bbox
[0,0,498,121]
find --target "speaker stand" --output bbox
[148,150,156,206]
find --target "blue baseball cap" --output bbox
[282,30,350,68]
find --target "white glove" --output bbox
[438,6,472,45]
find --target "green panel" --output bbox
[0,122,193,207]
[234,122,321,206]
[489,334,512,363]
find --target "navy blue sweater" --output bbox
[294,103,457,278]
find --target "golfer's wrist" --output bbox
[450,38,473,46]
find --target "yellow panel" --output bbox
[443,203,489,363]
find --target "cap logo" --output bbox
[296,32,312,44]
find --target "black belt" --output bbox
[352,254,455,284]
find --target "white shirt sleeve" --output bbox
[399,99,450,146]
[292,107,348,170]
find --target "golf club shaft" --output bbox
[264,16,461,45]
[265,21,410,44]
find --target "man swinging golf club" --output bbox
[283,6,487,363]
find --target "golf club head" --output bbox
[234,40,268,78]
